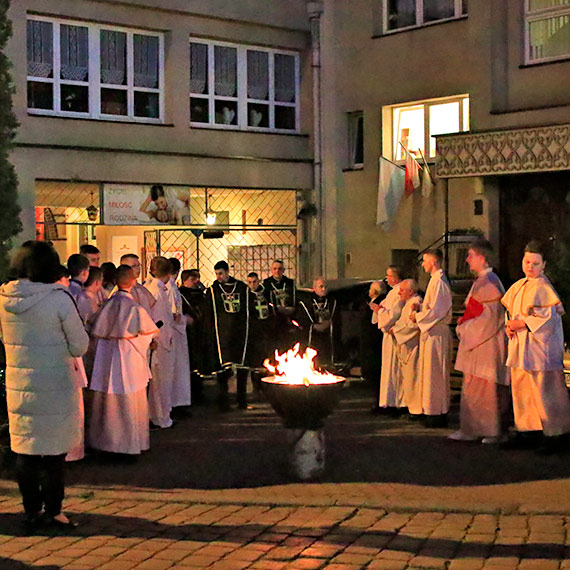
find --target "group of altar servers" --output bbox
[372,240,570,452]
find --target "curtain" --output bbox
[27,20,53,78]
[214,45,237,97]
[388,0,416,29]
[134,34,159,88]
[423,0,454,22]
[60,25,88,81]
[100,29,126,85]
[274,54,295,102]
[247,50,268,100]
[190,42,208,94]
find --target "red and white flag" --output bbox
[404,152,421,197]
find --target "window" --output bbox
[389,95,469,161]
[525,0,570,63]
[384,0,467,32]
[27,16,164,122]
[347,112,364,168]
[190,40,299,132]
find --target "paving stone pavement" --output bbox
[2,493,570,569]
[2,385,570,569]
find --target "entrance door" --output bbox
[499,172,570,286]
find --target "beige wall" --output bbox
[8,0,314,245]
[320,0,570,280]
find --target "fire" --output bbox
[263,343,342,385]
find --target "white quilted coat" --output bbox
[0,280,89,455]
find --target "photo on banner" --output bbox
[103,184,191,225]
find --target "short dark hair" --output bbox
[116,264,136,287]
[150,184,165,201]
[181,269,200,282]
[55,264,70,281]
[424,248,443,264]
[67,253,90,278]
[469,239,494,263]
[100,262,117,286]
[85,266,103,287]
[248,272,259,279]
[120,253,139,263]
[149,256,171,278]
[11,241,61,284]
[273,260,284,266]
[169,257,181,274]
[79,244,100,255]
[388,265,403,280]
[524,240,546,261]
[214,260,229,272]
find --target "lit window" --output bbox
[347,112,364,168]
[384,0,467,32]
[390,95,469,160]
[27,16,164,122]
[525,0,570,63]
[190,40,299,132]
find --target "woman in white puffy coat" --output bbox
[0,242,89,530]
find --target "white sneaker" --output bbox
[448,430,478,442]
[481,435,508,445]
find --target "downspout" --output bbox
[307,1,324,278]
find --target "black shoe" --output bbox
[406,413,424,422]
[535,434,568,455]
[23,513,43,534]
[500,432,543,450]
[149,421,161,431]
[423,414,448,428]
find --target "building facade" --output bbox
[319,0,570,286]
[9,0,316,285]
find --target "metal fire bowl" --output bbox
[261,377,346,430]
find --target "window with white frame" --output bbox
[389,95,469,161]
[27,16,164,122]
[384,0,467,32]
[189,40,299,132]
[525,0,570,63]
[347,112,364,168]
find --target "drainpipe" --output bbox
[307,1,324,278]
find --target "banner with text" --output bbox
[103,184,191,225]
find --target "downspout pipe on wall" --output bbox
[307,1,324,279]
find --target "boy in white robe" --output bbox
[412,249,452,427]
[144,257,176,428]
[66,254,92,323]
[89,266,158,456]
[450,240,509,443]
[120,253,157,319]
[392,279,423,419]
[373,266,404,414]
[166,258,191,412]
[502,241,570,452]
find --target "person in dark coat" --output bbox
[245,272,275,394]
[179,269,206,404]
[202,261,250,411]
[298,277,337,368]
[263,260,296,352]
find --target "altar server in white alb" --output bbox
[89,266,158,455]
[450,240,509,444]
[412,249,452,427]
[392,279,423,419]
[120,253,157,319]
[374,266,404,413]
[144,257,176,428]
[166,257,191,412]
[501,241,570,451]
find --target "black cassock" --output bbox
[179,284,206,373]
[245,285,275,369]
[298,292,337,366]
[202,278,249,373]
[263,275,297,351]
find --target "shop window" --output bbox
[27,16,164,122]
[389,95,469,161]
[347,112,364,168]
[384,0,467,33]
[525,0,570,63]
[190,39,299,132]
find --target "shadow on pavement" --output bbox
[3,385,570,490]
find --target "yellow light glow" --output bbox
[206,211,217,225]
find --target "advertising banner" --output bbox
[103,184,191,225]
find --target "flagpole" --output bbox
[380,155,405,171]
[398,142,423,167]
[417,148,432,180]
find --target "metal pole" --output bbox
[443,178,449,271]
